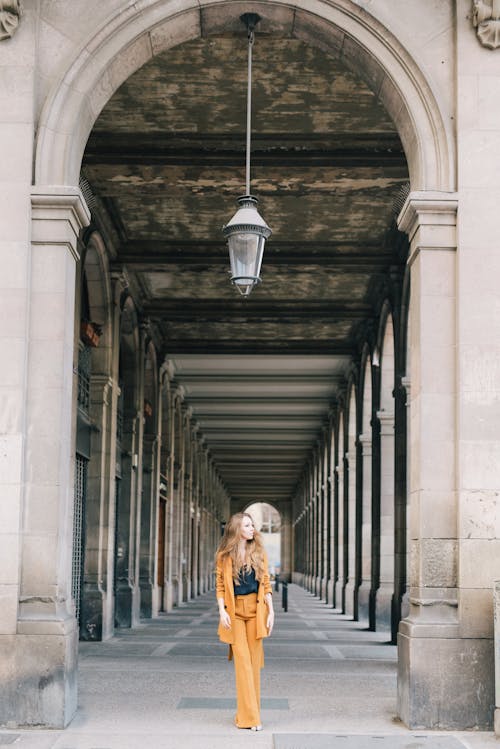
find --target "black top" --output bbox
[234,567,259,596]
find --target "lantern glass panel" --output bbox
[228,232,265,284]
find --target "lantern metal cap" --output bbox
[222,195,272,239]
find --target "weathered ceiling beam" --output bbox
[161,340,356,355]
[162,338,357,356]
[148,301,372,320]
[176,373,341,384]
[83,132,407,168]
[118,243,395,269]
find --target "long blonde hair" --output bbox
[216,512,266,584]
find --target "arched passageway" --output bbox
[8,0,496,736]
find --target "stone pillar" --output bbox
[181,411,193,603]
[495,581,500,735]
[334,458,344,610]
[369,366,381,631]
[397,192,461,728]
[314,453,321,596]
[452,3,500,728]
[80,374,114,641]
[314,461,320,596]
[0,188,89,727]
[171,391,185,607]
[392,376,409,643]
[344,448,357,617]
[320,438,328,601]
[139,433,159,618]
[162,379,174,613]
[375,410,394,630]
[304,493,311,590]
[357,433,372,624]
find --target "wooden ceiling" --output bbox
[82,31,409,508]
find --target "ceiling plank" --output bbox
[148,301,373,320]
[83,131,407,169]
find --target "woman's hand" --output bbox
[266,610,275,635]
[265,592,275,635]
[219,610,232,630]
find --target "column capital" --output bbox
[358,432,372,456]
[31,186,90,260]
[376,409,395,435]
[397,191,458,263]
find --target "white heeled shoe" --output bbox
[251,725,263,731]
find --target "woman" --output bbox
[216,512,274,731]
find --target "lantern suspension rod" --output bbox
[241,13,261,195]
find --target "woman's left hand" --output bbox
[266,610,275,635]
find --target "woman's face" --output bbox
[240,515,255,541]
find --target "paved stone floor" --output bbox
[0,585,497,749]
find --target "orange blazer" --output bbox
[216,553,272,647]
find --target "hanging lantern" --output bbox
[222,13,272,297]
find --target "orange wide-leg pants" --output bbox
[232,592,264,728]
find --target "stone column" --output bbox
[0,188,90,727]
[170,390,185,607]
[452,3,500,728]
[80,374,114,641]
[304,493,311,590]
[314,453,321,596]
[344,447,357,617]
[397,192,460,728]
[139,432,159,618]
[161,375,174,612]
[369,366,381,631]
[326,422,335,605]
[334,458,344,610]
[182,411,193,603]
[357,433,372,624]
[392,376,409,643]
[375,410,395,629]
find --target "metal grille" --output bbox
[72,454,88,624]
[77,344,91,414]
[116,387,124,442]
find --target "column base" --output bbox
[163,582,174,612]
[0,617,78,728]
[315,576,322,597]
[374,582,392,631]
[292,571,304,585]
[79,584,104,641]
[344,581,355,617]
[398,628,494,729]
[357,582,370,625]
[115,582,141,627]
[115,583,133,628]
[326,578,335,608]
[495,708,500,736]
[139,581,156,619]
[334,580,344,612]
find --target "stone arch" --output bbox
[35,0,454,193]
[81,231,113,370]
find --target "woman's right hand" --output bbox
[219,610,231,629]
